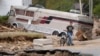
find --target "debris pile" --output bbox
[0,25,26,32]
[0,24,46,53]
[33,39,53,49]
[76,24,93,41]
[0,41,33,53]
[92,19,100,39]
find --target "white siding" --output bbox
[0,0,23,16]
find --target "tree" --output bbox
[32,0,46,7]
[94,4,100,17]
[32,0,39,5]
[93,0,100,8]
[32,0,74,11]
[45,0,74,11]
[32,0,100,14]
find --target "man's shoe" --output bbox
[67,44,70,46]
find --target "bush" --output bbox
[93,4,100,18]
[0,16,9,24]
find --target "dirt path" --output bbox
[55,38,100,56]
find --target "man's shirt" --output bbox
[66,25,74,32]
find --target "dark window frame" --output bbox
[26,11,34,17]
[15,9,25,15]
[9,10,15,16]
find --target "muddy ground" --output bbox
[0,25,38,53]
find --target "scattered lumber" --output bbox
[0,25,26,32]
[76,28,92,41]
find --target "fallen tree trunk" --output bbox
[0,32,46,42]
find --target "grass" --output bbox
[0,16,9,24]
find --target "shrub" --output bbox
[0,16,9,24]
[93,4,100,18]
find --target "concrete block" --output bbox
[33,39,53,45]
[33,39,54,49]
[34,45,54,49]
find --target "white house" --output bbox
[0,0,32,16]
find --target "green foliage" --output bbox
[55,0,74,11]
[32,0,100,15]
[94,4,100,17]
[74,0,88,3]
[93,0,100,8]
[45,0,59,10]
[32,0,39,5]
[32,0,46,6]
[32,0,74,11]
[0,16,9,24]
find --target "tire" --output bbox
[52,31,59,35]
[12,23,17,28]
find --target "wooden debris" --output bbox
[0,24,26,32]
[75,26,93,41]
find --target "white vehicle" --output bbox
[70,9,80,14]
[8,6,93,36]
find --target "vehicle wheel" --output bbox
[13,23,17,28]
[52,31,59,35]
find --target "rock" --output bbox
[33,39,54,49]
[46,35,61,47]
[33,39,53,45]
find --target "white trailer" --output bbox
[8,6,93,37]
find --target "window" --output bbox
[16,18,28,22]
[31,20,39,24]
[26,11,34,17]
[9,10,15,16]
[15,9,25,15]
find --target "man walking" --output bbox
[66,21,74,46]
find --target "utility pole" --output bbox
[89,0,93,19]
[79,0,83,15]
